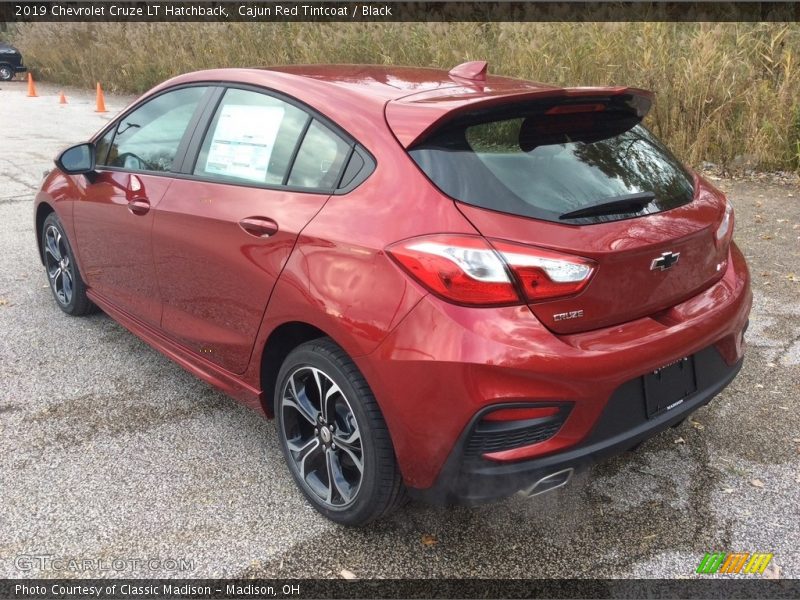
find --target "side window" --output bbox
[194,89,309,185]
[101,86,207,172]
[287,120,351,190]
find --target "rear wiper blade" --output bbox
[559,191,656,220]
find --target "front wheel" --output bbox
[275,338,405,526]
[0,65,13,82]
[41,212,97,316]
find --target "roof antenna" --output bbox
[449,61,488,82]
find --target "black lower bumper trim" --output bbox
[408,346,743,506]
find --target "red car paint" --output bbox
[34,65,751,497]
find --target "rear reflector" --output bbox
[483,406,561,421]
[387,234,595,306]
[465,404,571,459]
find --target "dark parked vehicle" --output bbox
[0,42,27,81]
[35,62,751,526]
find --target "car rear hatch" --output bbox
[391,84,732,334]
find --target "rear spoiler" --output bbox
[385,86,654,148]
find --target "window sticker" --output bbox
[205,104,284,182]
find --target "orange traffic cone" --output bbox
[58,90,68,105]
[27,73,38,97]
[95,82,107,113]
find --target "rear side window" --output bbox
[287,120,351,190]
[194,88,309,186]
[409,110,695,224]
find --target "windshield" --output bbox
[409,114,695,224]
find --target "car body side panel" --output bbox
[84,286,264,411]
[73,170,172,327]
[240,134,479,402]
[35,171,79,264]
[152,179,331,374]
[35,174,266,413]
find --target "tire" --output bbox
[41,212,97,316]
[0,65,13,82]
[275,337,406,526]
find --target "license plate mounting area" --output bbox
[643,356,697,419]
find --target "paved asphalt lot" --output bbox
[0,80,798,580]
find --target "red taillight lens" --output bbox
[386,235,518,305]
[492,240,596,302]
[483,406,561,421]
[386,235,596,306]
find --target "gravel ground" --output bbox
[0,80,798,580]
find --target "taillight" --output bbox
[492,240,596,302]
[386,235,518,305]
[715,200,734,244]
[386,234,595,306]
[482,406,561,421]
[545,103,606,115]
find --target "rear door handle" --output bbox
[128,197,150,215]
[239,216,278,238]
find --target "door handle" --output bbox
[128,197,150,215]
[239,216,278,238]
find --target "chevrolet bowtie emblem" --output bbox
[651,251,680,271]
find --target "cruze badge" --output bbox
[553,310,584,322]
[650,251,680,271]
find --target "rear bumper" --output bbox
[358,242,751,492]
[15,65,27,74]
[408,345,742,505]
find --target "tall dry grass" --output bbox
[11,22,800,171]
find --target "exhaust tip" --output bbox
[518,468,574,498]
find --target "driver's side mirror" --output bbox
[56,143,95,175]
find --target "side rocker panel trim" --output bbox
[87,289,265,413]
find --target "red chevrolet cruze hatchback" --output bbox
[35,62,751,525]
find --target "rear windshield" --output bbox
[409,111,695,224]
